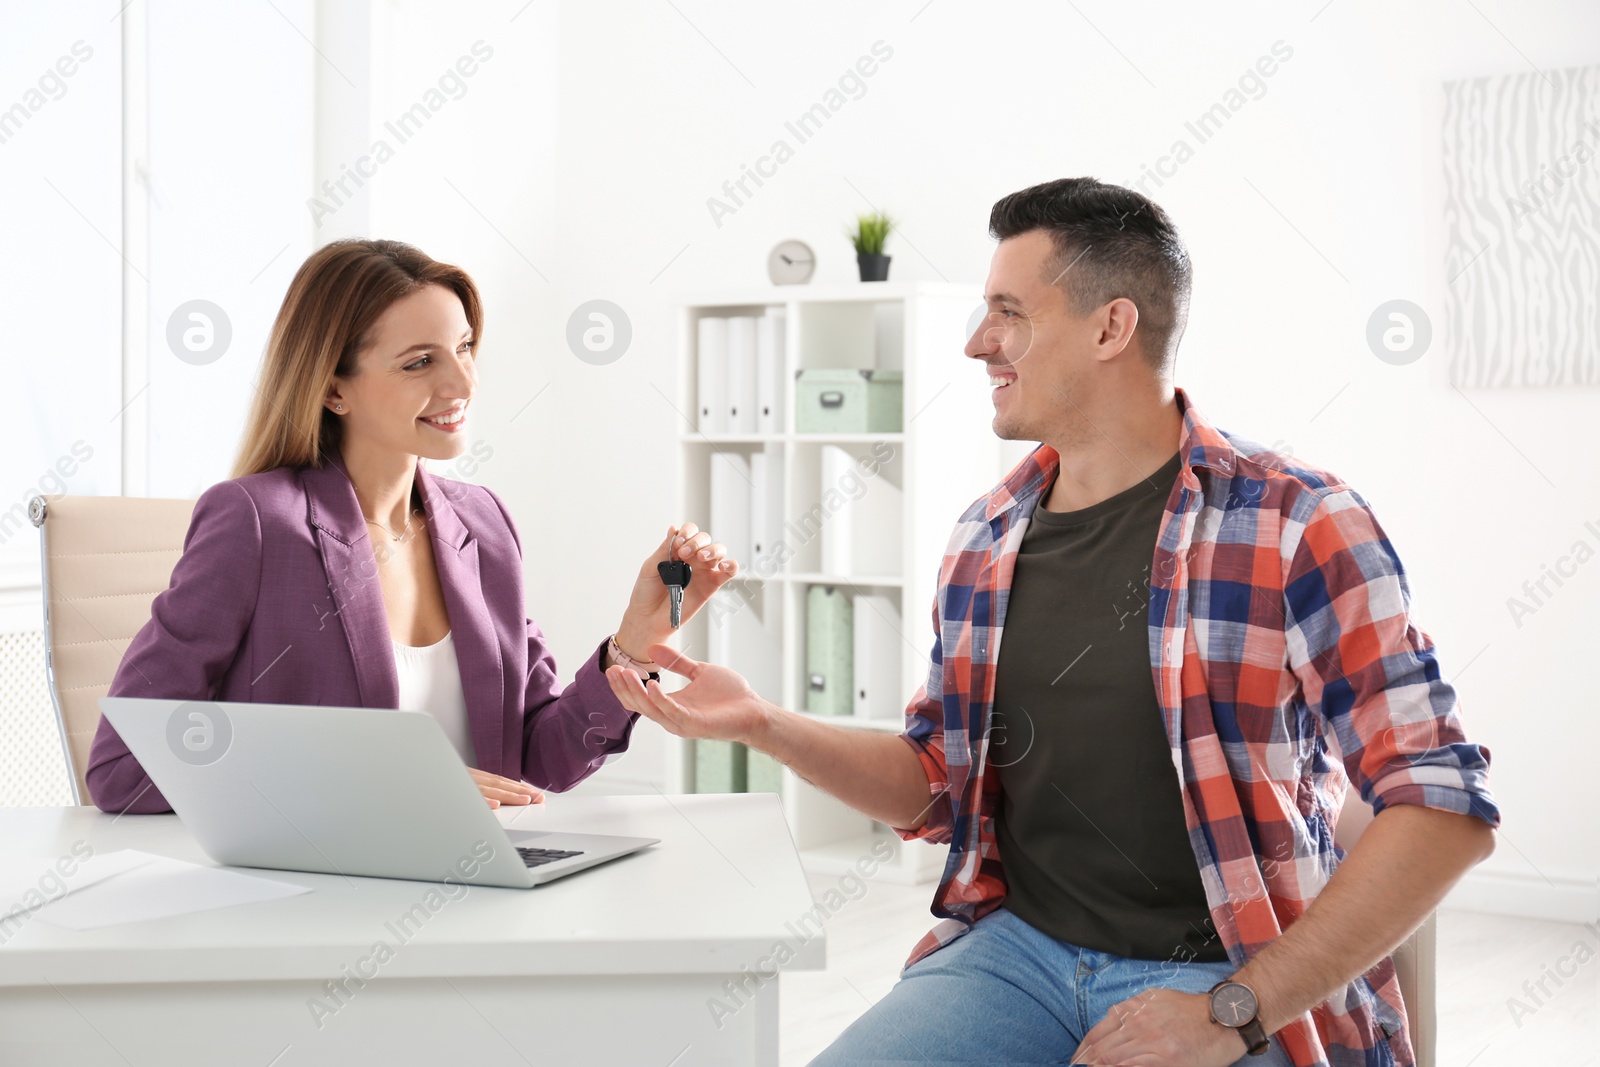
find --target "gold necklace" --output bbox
[364,509,423,542]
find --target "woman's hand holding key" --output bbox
[612,523,739,666]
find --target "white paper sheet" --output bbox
[27,850,311,931]
[0,849,158,921]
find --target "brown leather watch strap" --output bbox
[1208,979,1272,1056]
[1237,1015,1270,1056]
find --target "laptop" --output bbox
[98,696,659,889]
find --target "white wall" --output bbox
[0,0,124,807]
[144,0,316,499]
[0,1,123,553]
[359,0,1595,919]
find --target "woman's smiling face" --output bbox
[328,283,478,462]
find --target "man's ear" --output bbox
[1095,297,1140,362]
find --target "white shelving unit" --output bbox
[665,281,1001,885]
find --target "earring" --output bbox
[334,404,344,412]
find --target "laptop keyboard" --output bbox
[516,846,584,868]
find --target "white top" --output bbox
[392,630,477,766]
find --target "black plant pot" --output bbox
[857,252,891,282]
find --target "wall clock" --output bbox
[767,240,815,285]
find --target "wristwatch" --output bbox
[1207,979,1271,1056]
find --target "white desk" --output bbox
[0,793,824,1066]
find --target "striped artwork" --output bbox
[1442,65,1600,387]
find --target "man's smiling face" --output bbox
[966,229,1088,444]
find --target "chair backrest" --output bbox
[29,492,195,805]
[1334,784,1436,1067]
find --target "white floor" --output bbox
[781,873,1599,1067]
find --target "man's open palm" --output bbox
[603,644,766,744]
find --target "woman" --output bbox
[88,238,735,813]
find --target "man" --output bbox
[605,177,1499,1066]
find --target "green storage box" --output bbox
[795,369,903,433]
[806,585,854,717]
[694,739,747,792]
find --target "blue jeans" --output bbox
[810,907,1295,1066]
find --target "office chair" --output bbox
[28,492,196,806]
[1334,784,1437,1067]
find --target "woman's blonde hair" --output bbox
[231,239,484,478]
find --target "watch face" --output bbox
[768,240,815,285]
[1210,982,1258,1027]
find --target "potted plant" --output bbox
[847,211,893,282]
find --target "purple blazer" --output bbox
[88,451,639,813]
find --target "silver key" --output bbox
[657,560,692,628]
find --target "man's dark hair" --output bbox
[989,178,1192,373]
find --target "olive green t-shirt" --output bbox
[990,449,1227,963]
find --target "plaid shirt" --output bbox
[894,386,1499,1067]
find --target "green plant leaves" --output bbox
[846,211,893,255]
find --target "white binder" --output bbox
[697,316,728,434]
[853,592,902,720]
[709,450,752,566]
[707,595,734,666]
[820,445,854,576]
[850,459,901,576]
[749,449,784,568]
[726,316,758,434]
[756,311,785,434]
[820,445,901,577]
